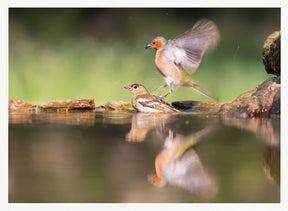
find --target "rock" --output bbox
[36,98,95,111]
[270,87,280,118]
[262,31,280,76]
[9,99,34,111]
[220,76,280,118]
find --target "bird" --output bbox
[146,19,220,99]
[124,83,180,113]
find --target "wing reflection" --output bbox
[149,127,218,199]
[125,113,173,142]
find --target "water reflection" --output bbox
[9,110,280,202]
[125,113,173,142]
[124,112,280,201]
[221,116,280,188]
[263,147,280,189]
[221,116,280,146]
[9,110,96,126]
[148,127,218,200]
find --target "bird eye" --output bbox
[133,85,138,89]
[152,41,156,45]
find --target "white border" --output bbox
[5,0,287,7]
[2,1,287,211]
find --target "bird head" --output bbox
[148,174,166,187]
[146,36,167,50]
[124,83,150,96]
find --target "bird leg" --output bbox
[153,83,168,92]
[152,84,168,100]
[164,129,175,148]
[162,83,174,98]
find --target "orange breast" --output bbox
[155,49,183,84]
[154,141,182,178]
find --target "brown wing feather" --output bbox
[138,97,179,112]
[164,19,220,74]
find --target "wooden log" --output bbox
[9,99,33,111]
[95,101,135,112]
[35,98,95,111]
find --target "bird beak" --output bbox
[147,174,153,182]
[124,85,131,90]
[145,43,152,49]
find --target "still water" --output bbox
[9,111,280,203]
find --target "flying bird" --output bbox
[125,83,179,113]
[146,19,220,99]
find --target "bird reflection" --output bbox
[125,113,173,142]
[148,127,218,199]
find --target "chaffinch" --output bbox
[146,19,219,99]
[125,83,179,113]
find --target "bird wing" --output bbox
[163,149,217,199]
[163,19,220,74]
[137,96,178,112]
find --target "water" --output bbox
[9,111,280,203]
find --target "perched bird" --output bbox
[146,19,220,99]
[125,83,179,113]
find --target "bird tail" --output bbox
[181,72,217,100]
[191,83,217,100]
[182,126,215,152]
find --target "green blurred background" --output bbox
[9,8,280,105]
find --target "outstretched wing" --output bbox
[163,19,220,74]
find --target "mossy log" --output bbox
[9,99,34,111]
[95,101,135,112]
[35,98,95,110]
